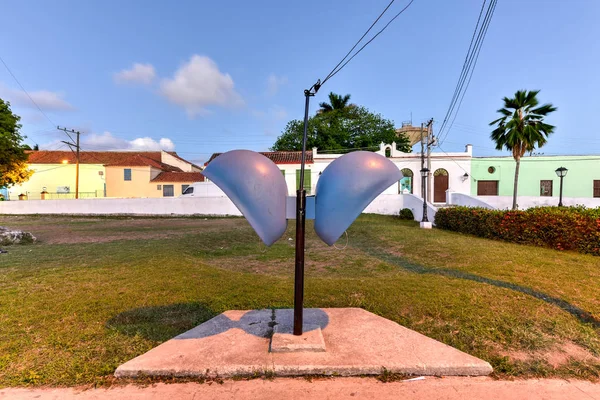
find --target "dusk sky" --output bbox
[1,0,599,163]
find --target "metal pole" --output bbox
[420,124,428,223]
[75,131,80,200]
[294,89,313,336]
[559,175,564,207]
[420,124,424,198]
[426,122,432,203]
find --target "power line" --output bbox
[322,0,396,84]
[438,0,487,135]
[322,0,416,85]
[438,0,496,144]
[0,54,56,128]
[440,0,497,145]
[439,0,497,144]
[437,0,497,145]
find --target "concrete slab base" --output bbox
[420,221,433,229]
[115,308,492,378]
[271,324,326,353]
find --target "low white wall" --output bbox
[363,194,404,215]
[448,192,495,209]
[0,197,242,216]
[0,193,442,222]
[400,193,438,222]
[477,196,600,210]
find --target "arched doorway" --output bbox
[433,168,449,203]
[399,168,413,194]
[384,145,392,158]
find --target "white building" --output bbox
[207,143,473,204]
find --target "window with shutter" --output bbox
[540,180,553,197]
[295,170,311,195]
[477,180,499,196]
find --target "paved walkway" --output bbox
[1,377,599,400]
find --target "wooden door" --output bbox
[434,175,449,203]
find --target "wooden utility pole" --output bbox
[58,126,81,199]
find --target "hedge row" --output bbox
[434,206,600,256]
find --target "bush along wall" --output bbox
[434,206,600,256]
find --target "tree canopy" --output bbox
[318,92,354,114]
[0,98,33,188]
[272,95,411,153]
[489,89,556,209]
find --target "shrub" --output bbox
[398,208,414,220]
[435,206,600,256]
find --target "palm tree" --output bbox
[489,90,557,210]
[318,92,353,113]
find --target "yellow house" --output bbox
[9,150,203,200]
[103,152,204,198]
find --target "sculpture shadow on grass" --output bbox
[106,302,219,342]
[355,240,600,328]
[107,304,329,341]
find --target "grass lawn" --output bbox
[0,214,599,387]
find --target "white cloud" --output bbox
[114,63,156,85]
[128,137,175,151]
[0,83,74,111]
[42,132,175,152]
[266,74,288,96]
[159,55,244,118]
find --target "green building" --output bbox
[471,156,600,199]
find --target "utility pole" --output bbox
[58,126,81,199]
[420,123,425,198]
[426,119,434,203]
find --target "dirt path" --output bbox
[1,377,599,400]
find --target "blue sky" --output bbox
[1,0,599,163]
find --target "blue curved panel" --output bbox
[314,151,402,245]
[202,150,288,246]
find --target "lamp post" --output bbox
[420,168,430,224]
[555,167,568,207]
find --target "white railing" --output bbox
[447,191,495,209]
[400,193,438,222]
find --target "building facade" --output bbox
[471,156,600,199]
[207,143,473,204]
[9,150,203,200]
[206,146,600,208]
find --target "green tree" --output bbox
[489,90,557,210]
[272,105,411,153]
[0,98,33,188]
[318,92,354,113]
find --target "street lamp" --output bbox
[420,168,430,223]
[555,167,568,207]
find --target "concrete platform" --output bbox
[115,308,492,378]
[271,324,326,353]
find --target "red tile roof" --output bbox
[27,151,164,165]
[150,172,205,183]
[206,151,312,165]
[26,151,193,172]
